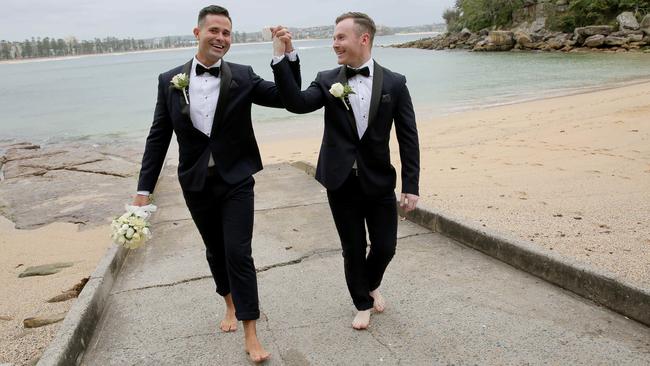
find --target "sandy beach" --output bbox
[262,80,650,289]
[0,218,110,365]
[1,81,648,365]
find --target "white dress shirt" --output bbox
[347,58,374,140]
[189,57,221,139]
[346,58,374,170]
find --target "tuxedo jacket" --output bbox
[138,58,300,193]
[272,58,419,196]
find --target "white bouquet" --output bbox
[110,204,157,249]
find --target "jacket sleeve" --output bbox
[137,73,173,192]
[393,75,420,195]
[271,57,325,114]
[251,57,302,108]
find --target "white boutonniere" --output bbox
[329,82,355,110]
[171,73,190,104]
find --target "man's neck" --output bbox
[195,54,220,68]
[348,55,372,69]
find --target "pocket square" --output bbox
[230,80,239,89]
[381,94,391,103]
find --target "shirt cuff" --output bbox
[286,50,298,61]
[136,191,150,196]
[271,50,298,65]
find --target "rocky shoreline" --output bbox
[394,12,650,53]
[0,140,143,229]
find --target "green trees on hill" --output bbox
[444,0,650,32]
[445,0,524,32]
[558,0,650,31]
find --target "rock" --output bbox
[546,34,570,50]
[0,142,142,229]
[584,35,605,48]
[525,17,547,34]
[46,276,89,302]
[47,290,79,303]
[617,11,640,31]
[628,34,644,42]
[604,36,629,47]
[18,262,74,278]
[641,14,650,35]
[556,0,568,5]
[0,315,13,321]
[460,28,472,40]
[515,31,535,48]
[23,312,66,328]
[611,30,644,37]
[575,26,613,37]
[70,276,90,292]
[3,166,48,180]
[487,31,515,51]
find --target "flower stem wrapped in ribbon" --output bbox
[110,204,157,249]
[329,82,355,110]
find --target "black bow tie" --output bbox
[345,66,370,78]
[196,64,220,77]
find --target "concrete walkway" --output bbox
[81,163,650,365]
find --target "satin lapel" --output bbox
[335,66,359,139]
[210,61,232,136]
[366,60,383,132]
[179,59,192,116]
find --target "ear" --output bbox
[360,33,370,46]
[193,27,200,39]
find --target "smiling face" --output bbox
[193,14,231,66]
[332,18,371,68]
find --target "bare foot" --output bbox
[352,310,371,330]
[220,308,237,332]
[244,320,271,363]
[370,289,386,313]
[220,294,237,332]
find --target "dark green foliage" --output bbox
[446,0,524,32]
[444,0,650,33]
[560,0,650,29]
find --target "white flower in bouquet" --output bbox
[110,204,157,249]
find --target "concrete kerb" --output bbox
[37,244,130,366]
[291,161,650,327]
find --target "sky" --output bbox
[1,0,456,42]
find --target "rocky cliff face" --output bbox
[512,0,570,33]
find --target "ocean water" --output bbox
[1,33,650,143]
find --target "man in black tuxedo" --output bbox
[133,5,299,362]
[271,12,420,329]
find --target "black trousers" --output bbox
[182,174,259,321]
[327,172,398,311]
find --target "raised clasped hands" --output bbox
[270,25,294,56]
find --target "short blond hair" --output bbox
[336,12,376,45]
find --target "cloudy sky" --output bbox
[1,0,456,41]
